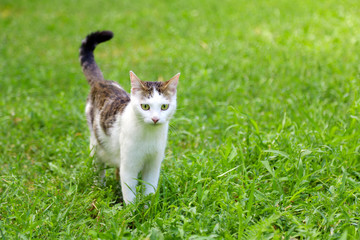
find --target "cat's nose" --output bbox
[152,117,159,124]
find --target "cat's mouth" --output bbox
[151,122,162,126]
[143,119,162,126]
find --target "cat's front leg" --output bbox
[120,153,142,205]
[120,171,138,205]
[142,154,163,196]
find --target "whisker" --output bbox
[168,122,180,136]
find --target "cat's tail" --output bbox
[79,30,113,85]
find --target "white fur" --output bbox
[88,75,178,205]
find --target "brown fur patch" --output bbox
[87,80,130,136]
[142,81,172,99]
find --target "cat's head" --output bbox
[129,71,179,126]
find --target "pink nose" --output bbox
[152,117,159,124]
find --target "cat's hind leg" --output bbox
[115,167,120,181]
[90,138,106,186]
[95,161,106,186]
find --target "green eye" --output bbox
[141,104,150,110]
[161,104,169,110]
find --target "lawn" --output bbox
[1,0,360,239]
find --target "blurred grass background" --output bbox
[1,0,360,238]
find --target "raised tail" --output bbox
[79,30,113,85]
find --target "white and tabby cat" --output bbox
[79,31,179,205]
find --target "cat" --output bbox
[79,30,179,205]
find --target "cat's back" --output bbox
[87,80,130,134]
[89,80,129,106]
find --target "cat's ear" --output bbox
[164,73,180,94]
[130,71,145,93]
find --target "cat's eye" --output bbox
[161,104,169,110]
[141,104,150,110]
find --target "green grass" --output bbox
[1,0,360,238]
